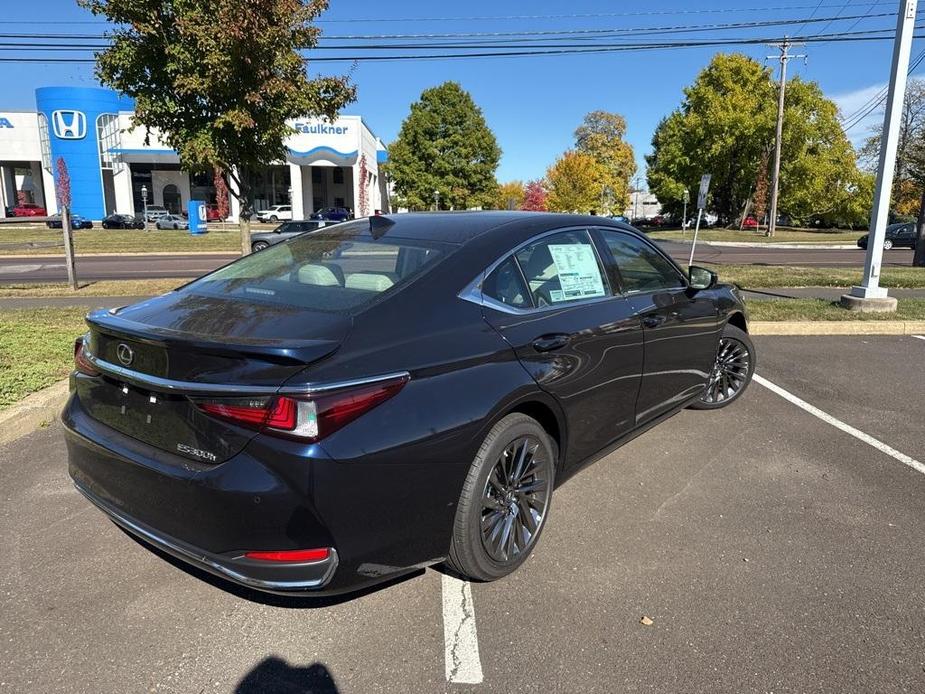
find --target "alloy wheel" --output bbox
[701,336,751,404]
[480,435,552,563]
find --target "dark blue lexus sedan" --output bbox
[64,212,754,596]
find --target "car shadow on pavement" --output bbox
[236,656,338,693]
[117,525,425,608]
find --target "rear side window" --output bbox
[514,230,610,307]
[599,230,686,293]
[483,257,531,309]
[184,222,445,312]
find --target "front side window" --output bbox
[599,230,686,294]
[514,230,610,307]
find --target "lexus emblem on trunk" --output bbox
[116,343,134,366]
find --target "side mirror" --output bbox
[688,265,718,291]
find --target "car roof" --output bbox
[365,211,630,244]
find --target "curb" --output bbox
[0,379,69,446]
[751,321,925,335]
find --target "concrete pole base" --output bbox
[839,294,898,313]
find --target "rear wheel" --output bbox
[270,215,278,222]
[883,239,893,250]
[446,414,555,582]
[691,323,755,409]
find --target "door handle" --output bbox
[642,314,667,328]
[532,334,571,352]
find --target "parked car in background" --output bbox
[250,219,331,252]
[256,205,293,223]
[12,203,47,217]
[102,214,144,229]
[310,207,352,222]
[857,222,918,250]
[155,214,189,230]
[205,204,223,222]
[143,205,169,222]
[608,215,631,224]
[65,212,754,596]
[46,213,93,229]
[741,215,759,230]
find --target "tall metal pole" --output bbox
[848,0,917,303]
[766,38,805,238]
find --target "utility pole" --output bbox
[766,37,806,238]
[843,0,916,311]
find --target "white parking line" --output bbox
[753,374,925,476]
[441,573,483,684]
[912,335,925,341]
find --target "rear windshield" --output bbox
[181,221,446,312]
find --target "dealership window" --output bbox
[96,114,123,174]
[37,114,51,172]
[332,168,344,184]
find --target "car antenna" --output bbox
[368,215,395,239]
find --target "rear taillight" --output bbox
[74,337,100,377]
[194,374,409,442]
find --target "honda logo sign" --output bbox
[51,110,87,140]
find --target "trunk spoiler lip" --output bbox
[86,308,347,367]
[80,338,409,397]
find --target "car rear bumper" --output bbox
[73,478,339,593]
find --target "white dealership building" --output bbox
[0,86,389,220]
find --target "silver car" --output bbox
[155,214,189,230]
[250,219,330,251]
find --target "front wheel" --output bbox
[270,215,278,222]
[252,241,269,252]
[883,239,893,250]
[690,323,755,410]
[446,414,556,582]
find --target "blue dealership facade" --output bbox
[1,86,388,220]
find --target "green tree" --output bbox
[646,53,866,227]
[496,180,525,210]
[574,111,636,213]
[80,0,356,254]
[546,151,605,213]
[387,82,501,210]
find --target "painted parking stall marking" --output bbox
[441,573,483,684]
[912,335,925,341]
[754,374,925,476]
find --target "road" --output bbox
[2,335,924,693]
[0,244,915,283]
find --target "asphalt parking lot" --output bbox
[1,335,923,693]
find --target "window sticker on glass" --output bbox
[547,244,606,301]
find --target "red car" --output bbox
[205,204,224,221]
[742,215,759,230]
[12,203,47,217]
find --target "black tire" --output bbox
[270,215,278,222]
[252,241,269,252]
[883,239,893,250]
[446,413,556,582]
[690,323,756,410]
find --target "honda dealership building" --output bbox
[0,86,389,220]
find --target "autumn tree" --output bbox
[575,111,635,213]
[546,151,605,213]
[80,0,356,254]
[387,82,501,210]
[497,180,525,210]
[521,179,548,211]
[54,157,71,210]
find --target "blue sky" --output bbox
[3,0,918,184]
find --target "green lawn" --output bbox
[707,264,925,289]
[0,307,88,410]
[0,278,186,298]
[0,225,280,255]
[649,228,864,245]
[745,298,925,321]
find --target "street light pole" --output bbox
[434,189,440,211]
[843,0,916,311]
